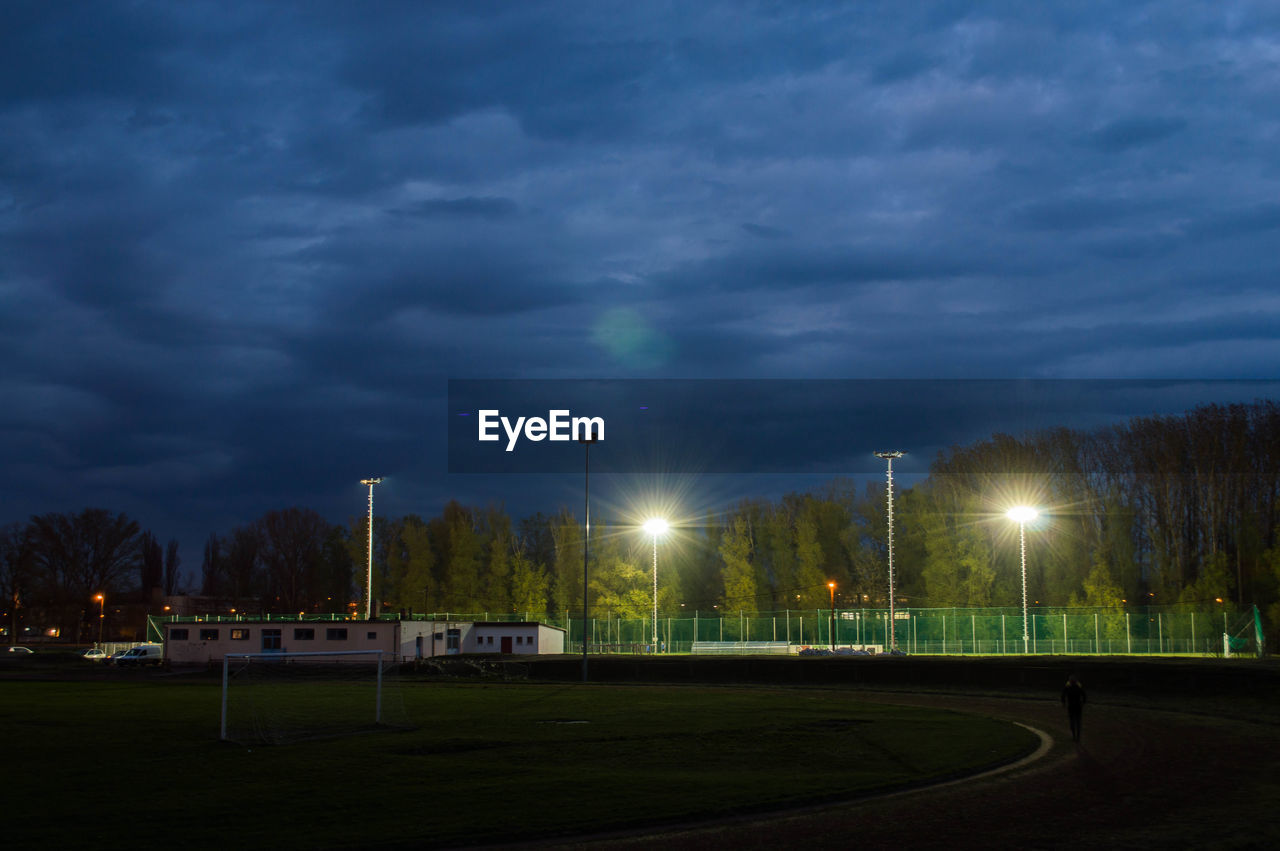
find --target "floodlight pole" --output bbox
[361,478,382,620]
[1018,519,1029,654]
[651,533,659,651]
[874,451,905,651]
[1006,506,1037,655]
[828,582,836,651]
[579,428,599,682]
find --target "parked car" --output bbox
[6,646,34,654]
[108,648,131,665]
[114,644,164,667]
[82,648,108,662]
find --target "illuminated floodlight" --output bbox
[1006,506,1038,523]
[643,517,670,536]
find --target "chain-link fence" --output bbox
[526,605,1262,657]
[151,604,1264,657]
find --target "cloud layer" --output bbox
[3,1,1279,563]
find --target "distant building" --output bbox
[161,618,565,664]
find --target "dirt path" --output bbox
[545,691,1280,849]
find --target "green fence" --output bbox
[544,605,1263,657]
[149,605,1264,657]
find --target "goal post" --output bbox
[220,650,408,744]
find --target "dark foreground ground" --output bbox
[5,651,1277,848]
[518,655,1280,850]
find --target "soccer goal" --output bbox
[220,650,411,744]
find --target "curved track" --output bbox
[547,691,1280,849]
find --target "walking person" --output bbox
[1061,674,1086,743]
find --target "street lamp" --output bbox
[360,478,383,620]
[874,451,905,651]
[643,518,669,653]
[94,593,105,645]
[1006,506,1038,654]
[828,582,836,650]
[579,425,600,682]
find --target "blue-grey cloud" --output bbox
[2,0,1279,577]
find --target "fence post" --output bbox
[1191,612,1196,655]
[1158,613,1163,654]
[1126,612,1131,654]
[1063,613,1068,654]
[942,614,946,655]
[1001,614,1006,655]
[1094,612,1099,654]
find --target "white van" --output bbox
[114,644,164,667]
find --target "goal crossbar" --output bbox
[220,650,387,742]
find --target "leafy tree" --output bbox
[719,514,757,615]
[550,509,582,618]
[510,549,549,617]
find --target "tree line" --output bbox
[5,400,1280,643]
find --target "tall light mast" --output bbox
[360,478,382,620]
[874,451,905,651]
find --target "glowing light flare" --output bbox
[643,517,670,536]
[1006,506,1039,523]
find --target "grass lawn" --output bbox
[2,677,1037,849]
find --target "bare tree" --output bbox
[164,539,181,596]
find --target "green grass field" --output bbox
[3,676,1037,849]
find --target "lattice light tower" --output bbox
[874,451,905,650]
[360,478,383,620]
[643,518,669,652]
[1007,506,1039,654]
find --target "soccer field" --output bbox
[3,677,1037,849]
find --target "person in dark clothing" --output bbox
[1061,674,1086,743]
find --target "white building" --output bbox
[162,618,566,664]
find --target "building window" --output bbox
[326,628,348,641]
[516,636,523,645]
[446,629,460,651]
[170,628,189,641]
[262,629,282,650]
[199,628,219,641]
[367,631,377,640]
[294,628,315,641]
[231,628,250,641]
[434,632,443,641]
[486,636,494,645]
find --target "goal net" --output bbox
[220,650,412,744]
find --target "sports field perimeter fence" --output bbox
[149,605,1264,657]
[549,605,1265,657]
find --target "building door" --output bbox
[415,635,423,659]
[501,636,512,654]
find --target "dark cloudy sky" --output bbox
[3,1,1279,578]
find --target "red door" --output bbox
[501,636,513,654]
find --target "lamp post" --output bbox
[874,451,905,651]
[360,478,382,620]
[579,425,599,681]
[828,582,836,650]
[643,518,669,653]
[94,593,105,645]
[1006,506,1038,654]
